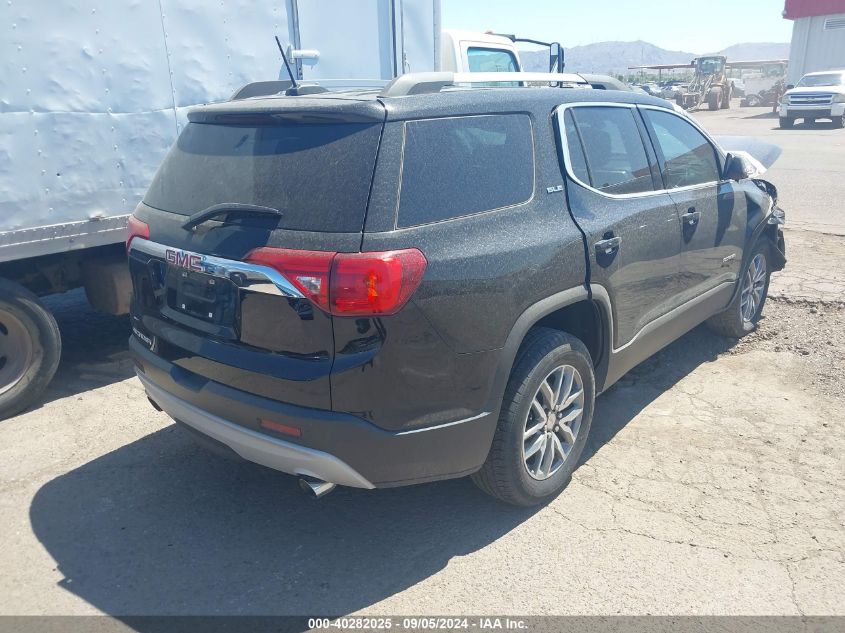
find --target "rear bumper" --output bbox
[138,372,375,488]
[131,336,497,488]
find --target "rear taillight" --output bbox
[126,215,150,253]
[331,250,427,315]
[244,248,427,317]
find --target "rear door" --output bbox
[129,99,385,409]
[639,107,745,304]
[557,104,684,349]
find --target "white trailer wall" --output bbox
[1,0,289,250]
[787,13,845,84]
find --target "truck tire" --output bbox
[706,242,771,339]
[779,117,794,129]
[834,115,844,129]
[471,328,595,506]
[0,279,61,419]
[721,85,731,109]
[708,88,721,111]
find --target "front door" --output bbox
[640,107,746,305]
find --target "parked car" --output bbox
[778,70,845,128]
[636,83,661,96]
[660,81,688,99]
[579,74,643,92]
[128,73,786,506]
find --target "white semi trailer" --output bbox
[1,0,569,418]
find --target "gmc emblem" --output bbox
[165,249,204,272]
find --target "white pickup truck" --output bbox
[778,69,845,128]
[0,0,578,418]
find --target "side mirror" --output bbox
[786,84,794,90]
[724,152,754,181]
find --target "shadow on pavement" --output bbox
[29,320,742,626]
[38,289,134,406]
[30,428,539,621]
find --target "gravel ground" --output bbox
[730,298,845,405]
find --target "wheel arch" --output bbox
[486,287,613,416]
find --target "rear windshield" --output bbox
[143,121,382,232]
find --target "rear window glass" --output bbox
[397,114,534,228]
[143,121,382,232]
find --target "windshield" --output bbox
[796,73,845,88]
[698,58,725,74]
[467,47,519,72]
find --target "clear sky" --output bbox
[442,0,793,54]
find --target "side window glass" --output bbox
[643,109,721,188]
[568,107,655,195]
[563,110,590,185]
[398,114,534,227]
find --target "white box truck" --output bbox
[0,0,572,418]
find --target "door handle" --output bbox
[594,236,622,255]
[683,207,701,225]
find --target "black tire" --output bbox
[720,86,731,109]
[708,88,721,111]
[834,115,845,129]
[0,279,61,419]
[472,328,595,506]
[779,117,794,129]
[706,242,771,339]
[746,95,761,107]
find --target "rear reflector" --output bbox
[244,247,427,317]
[126,214,150,252]
[259,419,302,438]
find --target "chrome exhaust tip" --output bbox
[298,476,336,499]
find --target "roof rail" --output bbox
[378,71,589,97]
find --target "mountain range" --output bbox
[520,41,790,76]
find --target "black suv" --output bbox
[128,75,786,506]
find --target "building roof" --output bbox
[783,0,845,20]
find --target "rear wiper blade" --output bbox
[182,203,283,230]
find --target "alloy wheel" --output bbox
[740,253,767,323]
[522,364,585,480]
